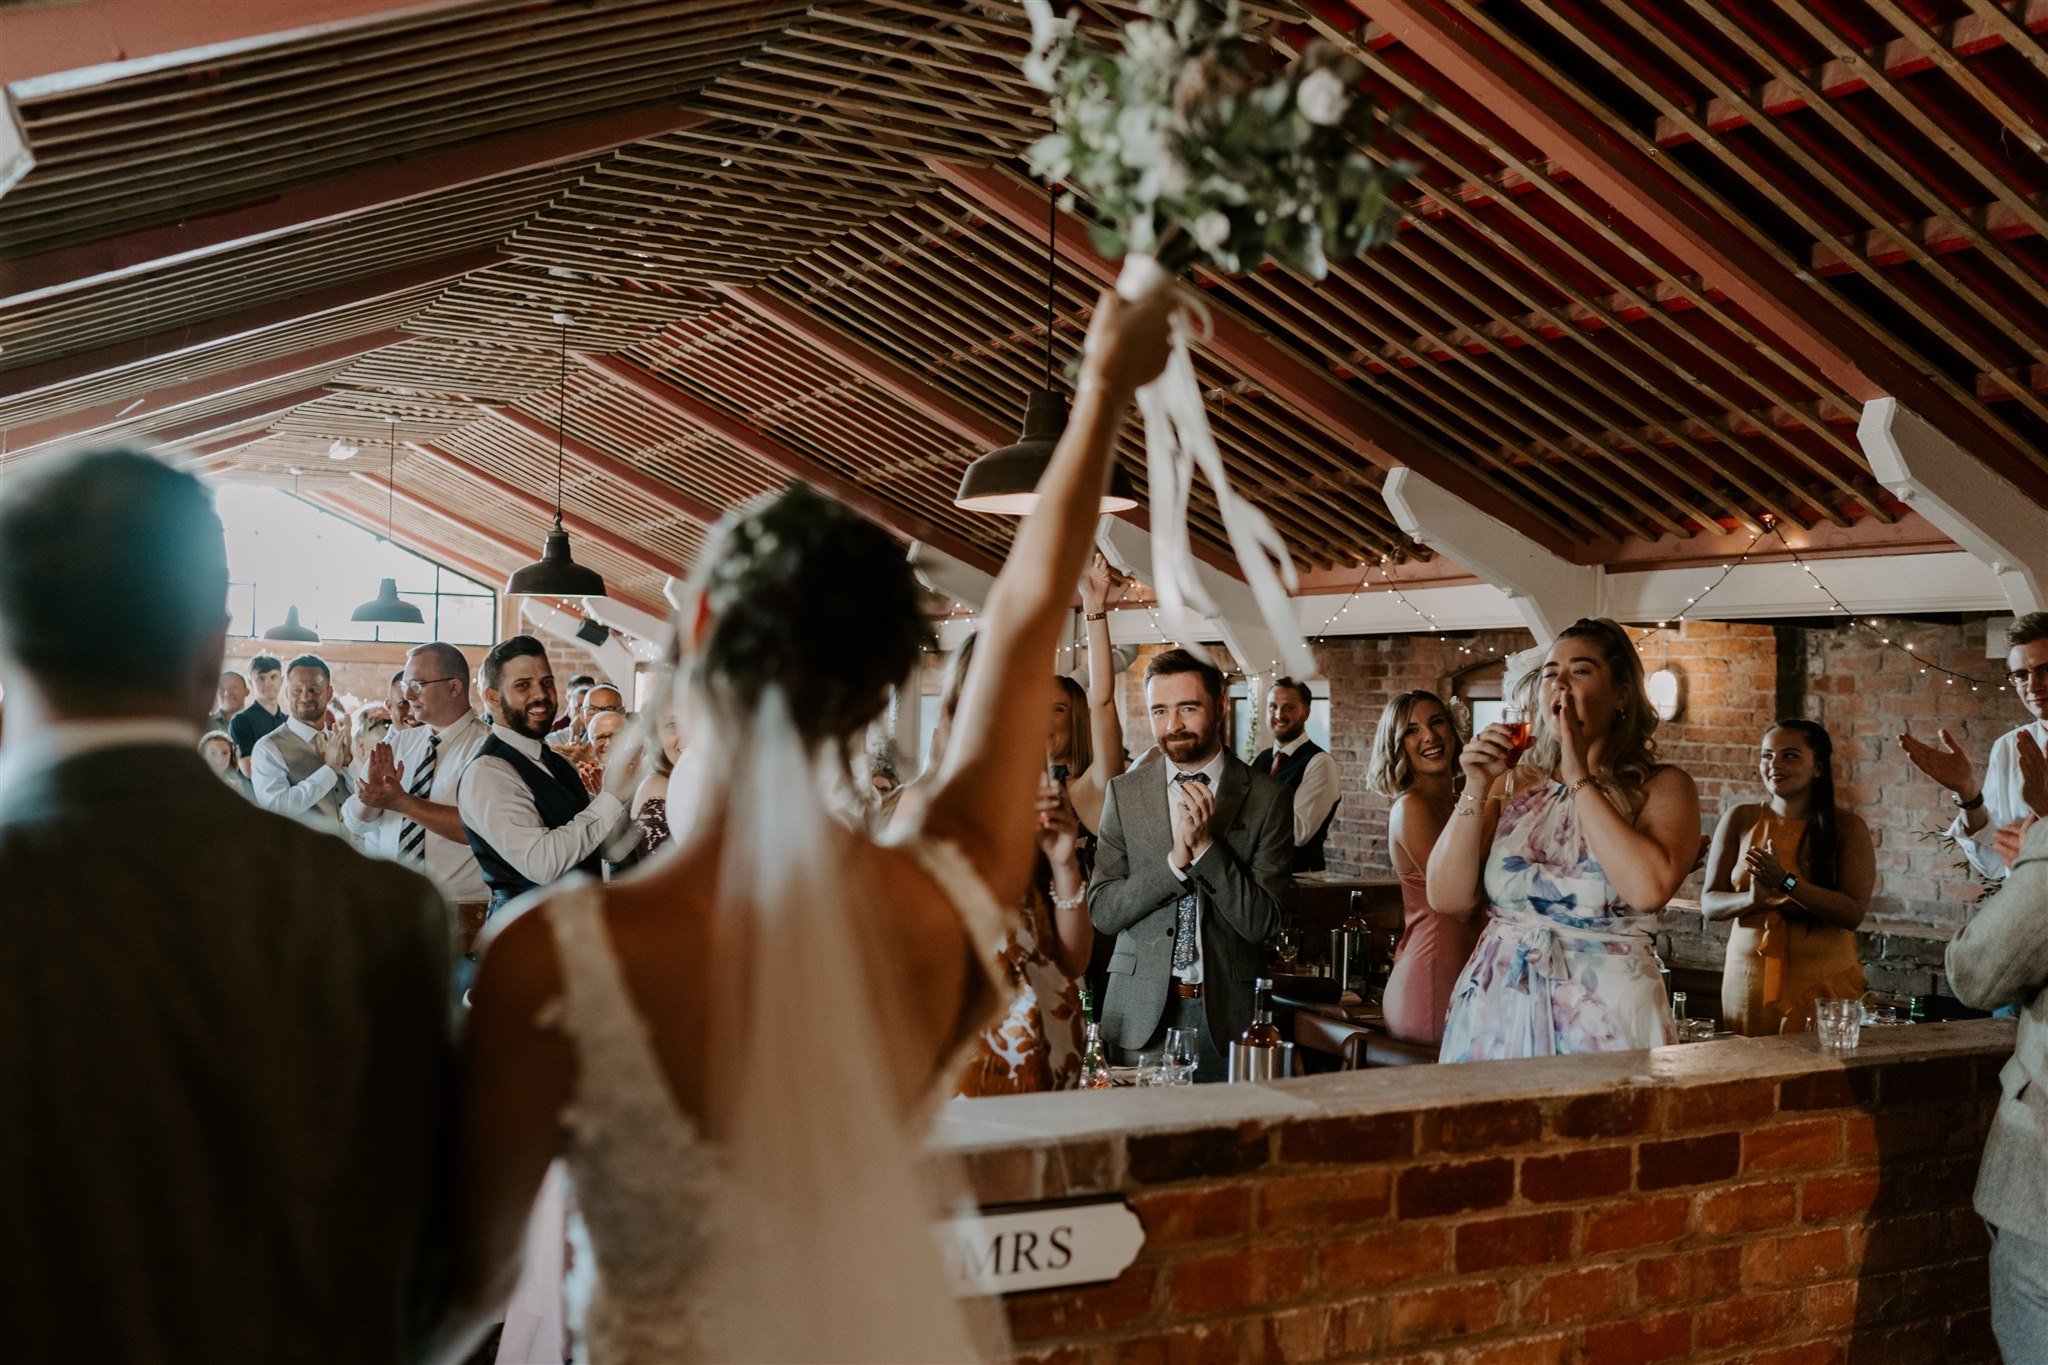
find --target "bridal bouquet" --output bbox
[1022,0,1410,676]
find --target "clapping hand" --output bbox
[1169,776,1216,869]
[2017,731,2048,819]
[1898,727,1977,797]
[354,742,406,810]
[321,726,353,772]
[1744,836,1791,900]
[575,760,604,796]
[1993,815,2038,867]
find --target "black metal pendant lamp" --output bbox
[506,313,607,599]
[955,182,1138,515]
[262,605,320,643]
[352,418,426,625]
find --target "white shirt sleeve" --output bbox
[1292,751,1340,847]
[459,755,626,885]
[1949,730,2021,881]
[249,736,339,816]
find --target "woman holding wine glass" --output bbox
[1369,691,1480,1046]
[1703,720,1872,1035]
[1428,619,1702,1061]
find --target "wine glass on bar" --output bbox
[1502,705,1532,768]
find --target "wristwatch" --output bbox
[1779,873,1800,896]
[1953,789,1985,812]
[1085,611,1108,622]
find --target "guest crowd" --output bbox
[3,438,2045,1360]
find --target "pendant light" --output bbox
[956,181,1139,515]
[352,417,426,625]
[262,605,320,643]
[505,314,607,600]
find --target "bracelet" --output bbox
[1953,789,1985,812]
[1051,886,1088,912]
[1452,794,1495,819]
[1085,611,1108,621]
[1567,776,1600,799]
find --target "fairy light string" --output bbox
[1768,523,2002,692]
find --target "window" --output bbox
[216,486,496,646]
[1450,659,1506,737]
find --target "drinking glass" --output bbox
[1137,1050,1170,1087]
[1502,706,1532,767]
[1163,1027,1199,1085]
[1815,998,1862,1054]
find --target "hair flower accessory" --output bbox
[1022,0,1412,677]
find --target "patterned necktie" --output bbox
[1171,771,1211,974]
[397,733,439,867]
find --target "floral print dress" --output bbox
[952,885,1084,1097]
[1439,777,1676,1062]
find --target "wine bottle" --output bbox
[1079,1022,1113,1089]
[1239,978,1282,1050]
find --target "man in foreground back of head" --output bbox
[0,449,455,1363]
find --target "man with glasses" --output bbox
[344,642,491,948]
[1901,611,2048,880]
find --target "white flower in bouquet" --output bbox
[1191,210,1232,253]
[1295,66,1349,126]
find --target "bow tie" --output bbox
[1174,771,1211,787]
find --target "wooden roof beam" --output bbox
[575,351,1007,578]
[2,0,483,93]
[0,106,709,308]
[302,489,510,590]
[1,329,404,452]
[0,248,500,402]
[474,403,723,528]
[1651,0,2048,148]
[1812,195,2045,276]
[921,156,1580,561]
[393,441,679,579]
[1354,0,2048,508]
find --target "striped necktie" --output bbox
[397,733,439,867]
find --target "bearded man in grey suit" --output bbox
[1090,648,1293,1082]
[0,449,455,1363]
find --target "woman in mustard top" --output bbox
[1703,720,1874,1035]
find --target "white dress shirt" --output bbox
[1269,735,1341,847]
[1950,719,2048,880]
[457,724,627,888]
[342,709,490,903]
[0,718,198,792]
[249,716,342,817]
[1164,749,1229,985]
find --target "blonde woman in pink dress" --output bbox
[1371,690,1480,1046]
[1429,620,1702,1061]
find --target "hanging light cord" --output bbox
[554,321,569,530]
[1045,180,1055,389]
[385,418,398,541]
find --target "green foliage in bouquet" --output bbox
[1022,0,1412,279]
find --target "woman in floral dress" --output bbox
[1428,619,1703,1060]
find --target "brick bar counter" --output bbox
[932,1020,2015,1364]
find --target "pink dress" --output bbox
[1381,871,1481,1046]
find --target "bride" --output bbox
[436,285,1176,1363]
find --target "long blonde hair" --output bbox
[1366,689,1462,798]
[1520,617,1660,801]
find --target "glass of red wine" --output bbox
[1502,706,1532,768]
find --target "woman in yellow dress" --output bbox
[1704,719,1874,1034]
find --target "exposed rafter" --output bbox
[476,403,723,528]
[577,350,1007,577]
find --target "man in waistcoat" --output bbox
[248,652,353,832]
[458,635,633,914]
[1250,676,1340,873]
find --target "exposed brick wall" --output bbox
[955,1023,2009,1364]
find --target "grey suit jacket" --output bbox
[1947,815,2048,1243]
[0,745,456,1364]
[1088,750,1293,1053]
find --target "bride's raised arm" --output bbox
[919,286,1174,898]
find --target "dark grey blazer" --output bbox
[0,744,456,1364]
[1947,815,2048,1243]
[1088,749,1293,1054]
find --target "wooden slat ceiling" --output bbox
[5,0,2044,601]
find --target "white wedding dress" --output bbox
[532,828,1011,1364]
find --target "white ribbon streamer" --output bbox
[1118,254,1316,679]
